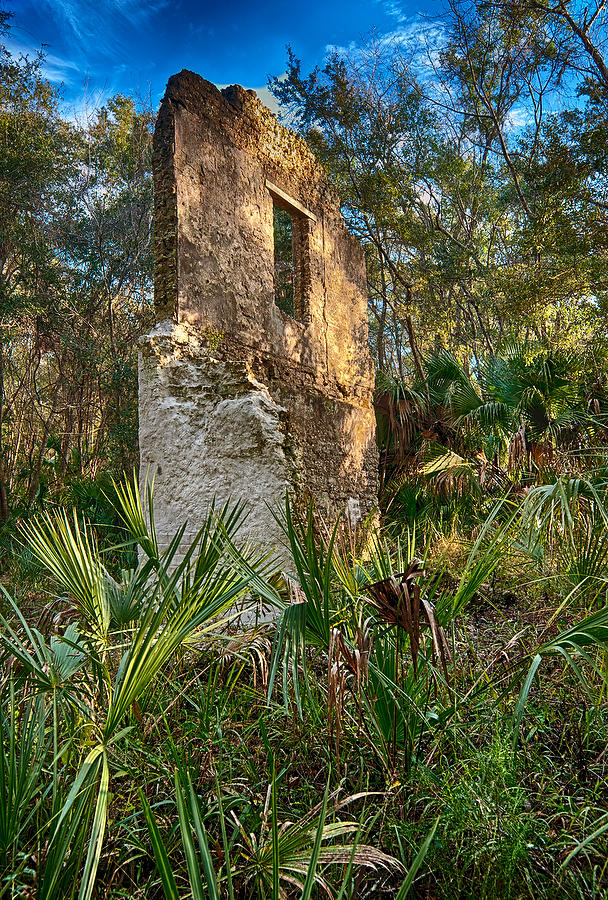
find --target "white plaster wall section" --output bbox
[205,391,290,542]
[139,320,290,552]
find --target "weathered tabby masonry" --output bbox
[139,70,378,549]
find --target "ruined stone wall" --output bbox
[140,70,378,549]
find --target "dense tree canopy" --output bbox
[0,13,154,524]
[270,0,608,373]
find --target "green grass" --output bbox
[0,473,608,898]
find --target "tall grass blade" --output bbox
[300,774,331,900]
[78,752,109,900]
[394,817,438,899]
[186,772,220,900]
[175,771,206,900]
[139,789,180,900]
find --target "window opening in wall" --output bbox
[267,180,316,323]
[273,204,296,318]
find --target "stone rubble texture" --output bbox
[139,70,378,550]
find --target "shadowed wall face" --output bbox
[140,70,378,548]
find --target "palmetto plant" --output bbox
[0,685,49,891]
[377,341,606,501]
[4,471,607,897]
[520,473,608,550]
[422,343,600,476]
[268,501,459,776]
[19,509,113,649]
[0,474,276,900]
[503,477,608,740]
[519,473,608,601]
[270,494,526,777]
[267,498,348,714]
[141,764,407,900]
[513,603,608,746]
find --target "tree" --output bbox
[0,14,75,519]
[0,15,154,522]
[269,0,608,371]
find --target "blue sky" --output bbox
[5,0,441,115]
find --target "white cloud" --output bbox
[37,0,170,53]
[2,37,80,84]
[375,0,410,25]
[505,107,533,132]
[325,15,446,78]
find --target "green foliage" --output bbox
[273,205,296,317]
[420,728,540,899]
[0,687,48,883]
[0,16,153,530]
[0,475,277,898]
[271,1,608,369]
[143,766,406,899]
[377,340,608,537]
[1,475,608,896]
